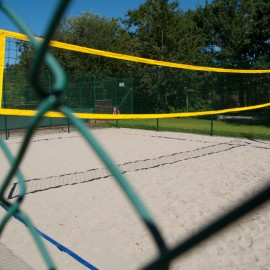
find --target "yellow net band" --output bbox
[1,102,269,120]
[1,29,270,74]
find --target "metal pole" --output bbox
[131,77,134,114]
[156,70,159,131]
[48,70,53,129]
[93,74,96,113]
[3,79,8,139]
[210,72,214,136]
[93,74,96,124]
[186,95,189,110]
[4,115,8,140]
[116,77,119,128]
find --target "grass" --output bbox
[105,117,270,140]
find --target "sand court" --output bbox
[1,128,270,269]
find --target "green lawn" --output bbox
[106,117,270,140]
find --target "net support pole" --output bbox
[2,73,8,140]
[0,33,6,109]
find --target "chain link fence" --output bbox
[1,67,269,139]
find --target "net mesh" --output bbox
[0,1,269,270]
[1,35,270,140]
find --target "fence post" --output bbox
[4,115,8,140]
[3,80,8,139]
[93,74,96,113]
[115,76,118,128]
[93,74,96,125]
[67,118,70,133]
[210,72,214,136]
[48,70,53,129]
[156,70,159,131]
[131,77,134,114]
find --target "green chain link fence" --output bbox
[1,67,270,139]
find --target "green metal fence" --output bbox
[1,67,270,140]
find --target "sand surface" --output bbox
[1,128,270,270]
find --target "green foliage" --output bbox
[3,65,28,108]
[193,0,270,63]
[3,67,50,109]
[123,0,209,65]
[51,12,133,73]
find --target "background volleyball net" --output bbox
[1,29,270,118]
[1,29,270,140]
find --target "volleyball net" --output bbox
[1,29,270,122]
[0,1,270,269]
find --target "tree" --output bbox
[51,12,133,73]
[193,0,270,63]
[192,0,270,110]
[122,0,210,112]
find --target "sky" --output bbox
[0,0,211,36]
